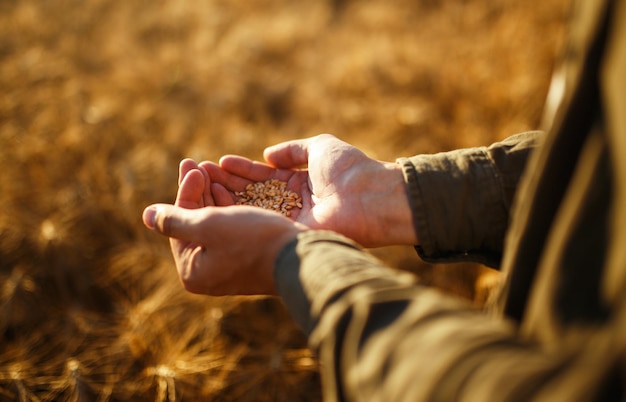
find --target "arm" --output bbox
[275,231,619,402]
[142,171,616,402]
[142,132,614,402]
[205,132,540,266]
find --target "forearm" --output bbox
[275,231,616,402]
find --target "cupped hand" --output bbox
[142,159,305,296]
[204,134,418,247]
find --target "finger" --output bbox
[179,158,199,186]
[201,159,254,192]
[211,183,236,206]
[197,164,215,207]
[263,139,310,169]
[218,155,278,182]
[143,204,204,241]
[176,169,205,209]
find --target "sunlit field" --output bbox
[1,0,570,400]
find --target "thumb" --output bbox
[263,139,310,169]
[143,204,198,240]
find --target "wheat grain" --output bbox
[235,179,302,217]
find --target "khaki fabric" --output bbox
[397,131,541,268]
[274,0,626,400]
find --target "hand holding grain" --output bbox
[142,159,304,296]
[204,134,419,247]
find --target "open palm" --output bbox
[202,134,415,247]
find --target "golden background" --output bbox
[1,0,569,400]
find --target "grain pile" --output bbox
[235,179,303,217]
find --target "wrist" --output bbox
[358,162,418,247]
[380,162,419,245]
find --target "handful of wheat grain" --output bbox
[235,179,303,217]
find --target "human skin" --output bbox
[202,134,419,248]
[143,160,305,296]
[142,134,419,296]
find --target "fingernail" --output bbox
[143,206,158,230]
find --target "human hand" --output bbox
[142,159,305,296]
[203,134,418,247]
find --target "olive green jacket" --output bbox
[274,0,626,400]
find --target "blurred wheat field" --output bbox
[1,0,570,400]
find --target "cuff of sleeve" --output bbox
[397,149,505,267]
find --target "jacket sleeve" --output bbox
[397,131,542,268]
[274,230,622,402]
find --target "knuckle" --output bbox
[158,213,174,237]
